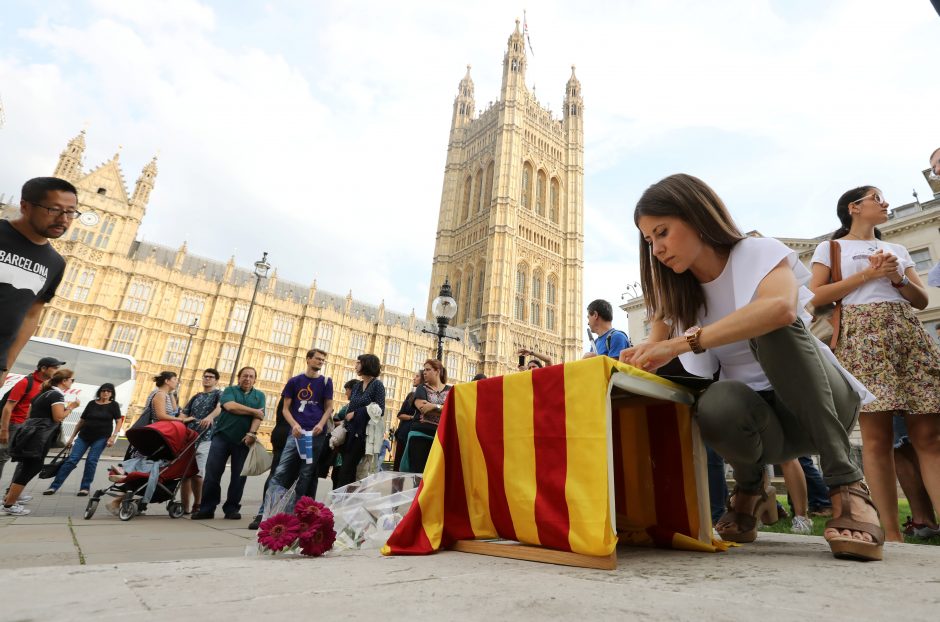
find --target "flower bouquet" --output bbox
[256,496,336,557]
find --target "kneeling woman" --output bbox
[621,174,882,561]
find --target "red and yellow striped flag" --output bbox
[382,356,727,558]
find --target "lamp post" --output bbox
[229,251,271,385]
[621,281,642,301]
[177,317,199,393]
[422,278,460,361]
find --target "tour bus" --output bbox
[1,337,136,439]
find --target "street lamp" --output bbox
[422,278,460,361]
[177,317,199,392]
[621,281,642,301]
[229,251,271,385]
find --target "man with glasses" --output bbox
[0,177,74,387]
[179,368,222,515]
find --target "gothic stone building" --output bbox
[427,21,585,374]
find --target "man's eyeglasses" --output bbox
[28,201,82,220]
[853,192,886,206]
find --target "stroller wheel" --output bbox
[119,500,138,521]
[168,501,184,519]
[83,499,99,520]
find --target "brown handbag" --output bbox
[809,240,843,349]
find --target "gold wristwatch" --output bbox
[684,325,705,354]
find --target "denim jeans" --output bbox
[706,445,728,524]
[199,435,250,516]
[51,436,107,491]
[270,432,327,501]
[799,456,832,511]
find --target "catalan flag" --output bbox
[382,357,729,559]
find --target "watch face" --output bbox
[79,211,100,227]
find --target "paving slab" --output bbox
[0,522,78,569]
[1,532,939,621]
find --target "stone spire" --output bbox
[500,20,527,101]
[131,155,158,211]
[452,65,475,129]
[54,130,86,181]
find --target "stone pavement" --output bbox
[1,531,939,621]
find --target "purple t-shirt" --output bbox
[282,373,333,430]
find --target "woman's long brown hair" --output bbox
[634,174,746,333]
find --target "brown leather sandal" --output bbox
[716,484,775,543]
[825,482,884,562]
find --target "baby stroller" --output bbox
[84,420,203,521]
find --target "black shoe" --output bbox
[224,512,242,520]
[248,514,262,530]
[191,511,215,520]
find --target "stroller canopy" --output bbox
[126,420,198,461]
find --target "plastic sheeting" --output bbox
[328,471,422,550]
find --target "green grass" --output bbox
[757,496,940,545]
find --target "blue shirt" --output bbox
[595,328,630,359]
[282,373,333,430]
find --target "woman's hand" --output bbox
[868,250,900,281]
[291,423,303,438]
[68,399,80,410]
[106,437,115,448]
[619,339,685,373]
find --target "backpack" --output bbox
[0,375,35,415]
[605,329,631,353]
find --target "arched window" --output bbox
[546,276,558,332]
[483,161,494,210]
[521,162,532,209]
[531,271,542,327]
[473,170,483,214]
[515,264,527,321]
[476,267,485,318]
[453,271,462,317]
[464,267,474,323]
[550,178,560,223]
[536,171,546,217]
[461,176,472,223]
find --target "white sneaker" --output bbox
[1,504,31,516]
[791,515,813,535]
[18,494,32,504]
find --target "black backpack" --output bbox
[0,375,35,415]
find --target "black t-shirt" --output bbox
[0,220,66,368]
[78,400,122,442]
[28,388,66,421]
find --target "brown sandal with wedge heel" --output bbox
[825,482,884,562]
[716,483,777,543]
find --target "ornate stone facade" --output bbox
[427,22,585,374]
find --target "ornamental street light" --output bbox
[229,251,271,385]
[422,278,460,361]
[177,317,199,392]
[621,281,642,301]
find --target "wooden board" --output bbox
[450,540,618,571]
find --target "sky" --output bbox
[1,0,938,339]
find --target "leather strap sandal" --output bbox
[716,484,774,543]
[825,482,884,562]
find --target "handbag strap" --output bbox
[830,239,843,286]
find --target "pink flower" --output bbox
[299,525,336,557]
[257,513,301,552]
[294,496,334,529]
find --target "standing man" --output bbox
[192,366,265,520]
[0,177,74,387]
[179,368,222,515]
[0,356,65,495]
[583,299,631,360]
[267,349,333,504]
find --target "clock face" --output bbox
[79,211,100,227]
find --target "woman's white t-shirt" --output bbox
[677,236,873,403]
[810,239,914,306]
